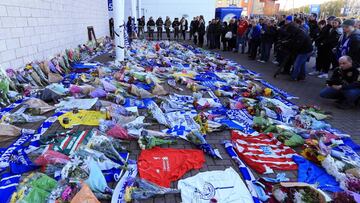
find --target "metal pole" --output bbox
[131,0,137,20]
[137,0,141,18]
[113,0,125,62]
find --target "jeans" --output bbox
[236,36,246,53]
[260,42,272,61]
[291,52,312,80]
[320,87,360,104]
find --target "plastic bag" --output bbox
[127,178,179,200]
[90,88,107,98]
[34,148,70,166]
[85,158,108,193]
[152,84,168,96]
[24,98,55,114]
[0,124,21,143]
[70,183,100,203]
[129,85,153,98]
[101,79,117,92]
[107,124,133,140]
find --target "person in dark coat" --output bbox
[248,19,262,60]
[146,17,156,40]
[336,19,360,68]
[221,21,229,51]
[164,16,171,40]
[308,13,320,42]
[313,16,335,75]
[206,20,212,47]
[126,16,133,43]
[288,24,313,80]
[259,18,276,62]
[192,17,199,45]
[156,17,164,40]
[172,18,180,40]
[189,17,196,40]
[214,18,222,49]
[180,17,188,40]
[320,55,360,109]
[137,16,145,39]
[198,18,206,47]
[228,18,238,52]
[315,17,343,79]
[208,19,216,49]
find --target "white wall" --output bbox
[141,0,216,24]
[0,0,109,70]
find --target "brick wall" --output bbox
[0,0,109,70]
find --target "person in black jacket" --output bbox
[320,56,360,109]
[214,18,222,49]
[313,16,335,76]
[259,19,276,63]
[137,16,146,39]
[164,16,171,40]
[172,18,180,40]
[288,24,313,80]
[147,17,156,40]
[308,13,320,42]
[156,17,164,40]
[190,17,196,40]
[208,19,216,49]
[228,18,238,52]
[180,17,188,40]
[336,19,360,68]
[126,16,133,43]
[192,17,199,45]
[198,18,206,47]
[221,21,229,51]
[317,17,343,79]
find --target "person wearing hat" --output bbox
[146,17,156,40]
[335,19,360,68]
[285,15,293,25]
[310,16,335,77]
[156,17,164,40]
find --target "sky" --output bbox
[277,0,331,10]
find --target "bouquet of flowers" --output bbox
[186,130,222,159]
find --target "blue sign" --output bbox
[309,4,321,15]
[108,0,113,11]
[215,7,243,23]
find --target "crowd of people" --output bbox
[127,14,360,109]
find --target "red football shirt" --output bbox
[138,147,205,187]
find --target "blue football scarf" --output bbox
[0,97,28,120]
[0,173,21,203]
[0,111,64,172]
[10,149,38,174]
[111,163,138,203]
[224,141,261,203]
